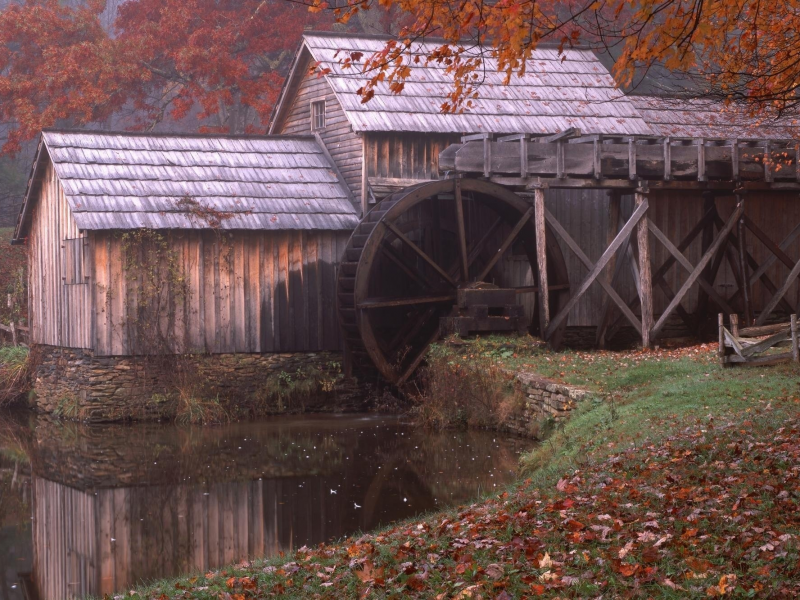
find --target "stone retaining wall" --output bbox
[32,345,360,422]
[503,370,593,437]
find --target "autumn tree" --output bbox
[0,0,324,154]
[309,0,800,117]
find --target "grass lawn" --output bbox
[122,340,800,599]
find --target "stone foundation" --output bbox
[32,345,363,422]
[503,370,593,437]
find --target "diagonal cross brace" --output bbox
[647,219,736,316]
[544,198,649,340]
[652,201,744,337]
[755,256,800,326]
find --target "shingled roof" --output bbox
[14,131,359,240]
[271,32,653,137]
[631,96,800,140]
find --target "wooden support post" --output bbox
[9,320,16,347]
[792,314,799,363]
[736,195,753,325]
[730,313,740,338]
[718,313,725,364]
[533,187,549,334]
[635,189,652,348]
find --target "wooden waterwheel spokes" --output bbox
[337,178,571,384]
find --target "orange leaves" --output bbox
[706,574,737,596]
[686,556,715,575]
[354,560,385,586]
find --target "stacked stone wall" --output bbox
[502,371,593,437]
[32,345,358,422]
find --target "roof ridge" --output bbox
[302,30,583,51]
[42,128,318,141]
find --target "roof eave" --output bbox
[268,42,312,135]
[12,134,48,244]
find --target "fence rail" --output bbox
[718,313,799,366]
[0,321,29,346]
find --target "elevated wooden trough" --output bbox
[439,129,800,191]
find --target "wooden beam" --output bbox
[663,138,672,181]
[720,225,792,315]
[533,188,549,333]
[744,216,799,277]
[694,192,717,328]
[544,199,649,339]
[477,207,534,282]
[652,201,744,337]
[380,242,436,291]
[628,139,637,180]
[636,191,652,347]
[697,139,706,181]
[358,294,456,309]
[647,219,736,315]
[593,137,602,180]
[384,222,457,287]
[535,128,581,143]
[453,178,469,282]
[755,251,800,325]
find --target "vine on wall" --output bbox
[119,229,189,355]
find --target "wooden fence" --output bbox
[0,321,29,346]
[718,313,799,366]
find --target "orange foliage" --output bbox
[307,0,800,117]
[0,0,326,153]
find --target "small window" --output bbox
[311,100,326,131]
[64,237,85,285]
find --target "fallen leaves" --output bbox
[123,384,800,600]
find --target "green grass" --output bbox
[0,344,28,366]
[117,339,800,598]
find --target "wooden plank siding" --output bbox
[90,230,349,356]
[274,51,363,210]
[364,132,461,194]
[27,162,92,349]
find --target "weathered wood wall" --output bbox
[27,162,92,349]
[363,132,461,196]
[90,230,349,356]
[32,476,346,600]
[273,51,363,209]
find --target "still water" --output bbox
[0,411,531,599]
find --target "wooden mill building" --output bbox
[12,31,800,409]
[270,32,800,353]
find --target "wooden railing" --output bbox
[0,321,29,346]
[718,313,799,366]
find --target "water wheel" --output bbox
[337,178,570,384]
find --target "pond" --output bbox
[0,411,532,600]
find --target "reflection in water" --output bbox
[0,411,531,600]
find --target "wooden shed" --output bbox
[12,131,360,356]
[270,32,800,344]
